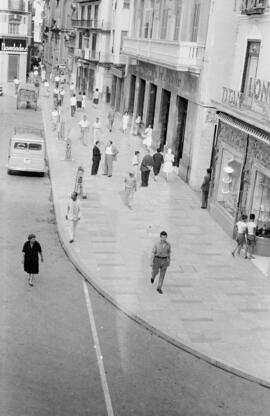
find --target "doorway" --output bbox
[175,96,188,166]
[8,54,19,81]
[147,83,156,127]
[159,89,171,149]
[137,78,145,120]
[128,74,136,114]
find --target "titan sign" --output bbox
[0,38,27,52]
[222,78,270,108]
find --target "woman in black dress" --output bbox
[22,234,43,287]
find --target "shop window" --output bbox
[251,171,270,236]
[241,41,260,95]
[216,149,242,217]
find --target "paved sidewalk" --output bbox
[31,82,270,387]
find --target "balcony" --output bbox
[122,37,205,74]
[71,19,111,31]
[74,48,111,63]
[241,0,266,15]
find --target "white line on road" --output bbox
[82,279,114,416]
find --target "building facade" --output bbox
[0,0,32,83]
[209,0,270,255]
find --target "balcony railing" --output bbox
[75,48,111,63]
[241,0,266,15]
[122,37,205,74]
[8,0,26,12]
[71,19,111,31]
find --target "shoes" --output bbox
[151,278,154,284]
[108,175,112,177]
[231,252,235,257]
[157,288,163,294]
[28,280,33,287]
[69,239,74,243]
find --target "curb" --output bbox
[42,99,270,391]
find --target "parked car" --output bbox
[7,127,46,175]
[16,84,37,110]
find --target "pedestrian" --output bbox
[124,171,137,209]
[201,168,212,209]
[77,91,82,111]
[44,79,50,97]
[49,71,54,84]
[53,85,60,107]
[134,114,141,136]
[143,124,153,150]
[103,140,119,177]
[152,148,164,181]
[51,108,59,131]
[66,191,81,243]
[151,231,171,294]
[91,141,101,175]
[162,148,174,181]
[132,150,141,178]
[13,76,20,95]
[22,234,44,287]
[59,86,65,105]
[41,68,46,82]
[78,114,90,146]
[54,73,60,88]
[122,111,129,134]
[82,92,86,111]
[69,81,75,95]
[108,108,115,132]
[70,93,77,117]
[231,214,247,257]
[92,117,102,143]
[93,88,99,106]
[244,213,257,259]
[140,149,153,187]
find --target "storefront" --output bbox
[210,109,270,256]
[111,65,125,112]
[0,37,28,83]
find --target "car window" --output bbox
[29,143,42,151]
[14,142,27,150]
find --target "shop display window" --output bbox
[251,171,270,237]
[216,149,242,217]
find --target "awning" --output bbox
[218,113,270,146]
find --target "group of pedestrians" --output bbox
[232,213,257,259]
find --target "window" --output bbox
[81,5,85,20]
[251,171,270,232]
[191,2,200,42]
[120,30,128,52]
[29,143,42,151]
[8,23,19,34]
[8,0,25,11]
[123,0,130,8]
[174,0,182,41]
[241,41,260,95]
[14,142,27,149]
[87,6,91,21]
[216,148,242,218]
[160,7,168,39]
[144,9,153,39]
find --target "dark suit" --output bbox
[91,145,101,175]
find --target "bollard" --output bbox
[74,165,87,199]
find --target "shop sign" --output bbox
[133,61,182,89]
[0,38,27,52]
[222,78,270,108]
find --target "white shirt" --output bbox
[105,146,113,155]
[67,199,81,221]
[247,221,256,235]
[93,91,99,99]
[70,96,77,106]
[236,221,247,234]
[14,78,19,85]
[132,155,139,166]
[60,89,65,96]
[55,75,60,82]
[93,121,101,130]
[70,84,75,91]
[79,119,89,129]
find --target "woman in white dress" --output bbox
[162,148,174,181]
[122,111,129,134]
[143,124,153,150]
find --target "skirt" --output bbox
[93,98,99,105]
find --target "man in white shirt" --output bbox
[245,213,257,259]
[103,140,118,177]
[59,87,65,105]
[79,115,90,146]
[70,94,77,117]
[70,82,75,94]
[54,74,60,87]
[232,214,247,257]
[92,117,102,142]
[65,192,81,243]
[14,76,20,95]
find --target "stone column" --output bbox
[166,92,177,151]
[153,85,162,141]
[142,80,150,126]
[131,76,140,133]
[123,73,131,112]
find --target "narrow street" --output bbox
[1,91,270,416]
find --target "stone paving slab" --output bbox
[22,81,270,387]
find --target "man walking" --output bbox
[66,192,81,243]
[14,76,20,95]
[108,108,115,132]
[91,141,101,175]
[140,149,153,187]
[232,214,247,257]
[79,114,90,145]
[104,140,118,177]
[151,231,171,294]
[245,213,257,259]
[201,168,211,209]
[152,148,164,181]
[92,117,102,143]
[70,93,77,117]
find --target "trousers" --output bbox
[141,170,150,186]
[152,257,169,290]
[69,219,79,240]
[104,154,113,176]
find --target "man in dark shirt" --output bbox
[151,231,171,294]
[140,149,153,187]
[91,141,101,175]
[152,148,164,181]
[201,168,211,209]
